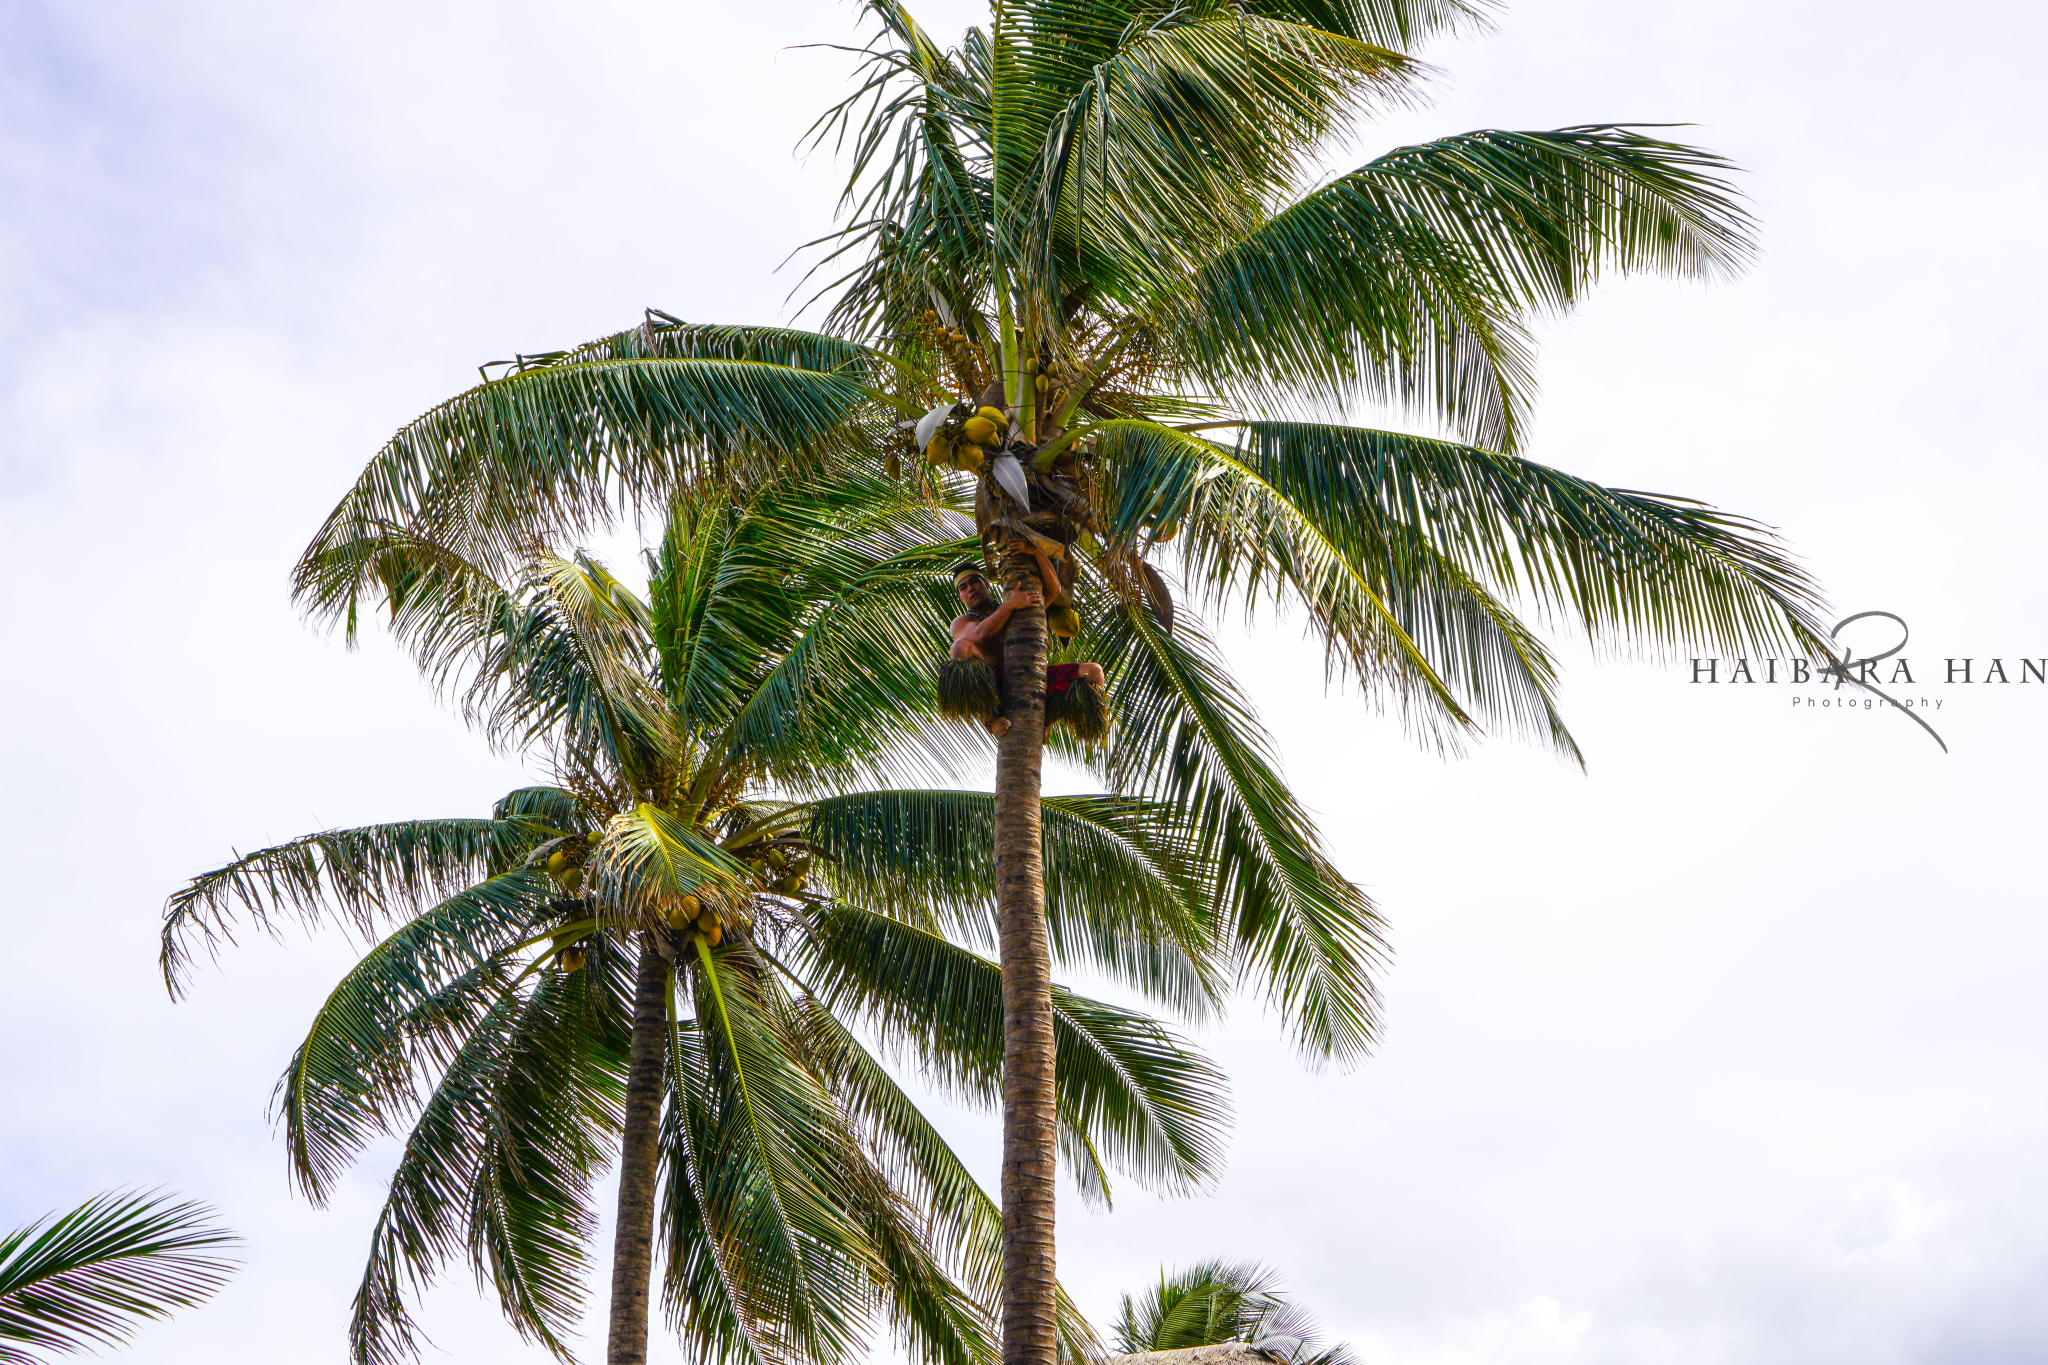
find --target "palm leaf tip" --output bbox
[0,1191,237,1364]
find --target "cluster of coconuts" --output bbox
[665,894,725,948]
[926,404,1009,472]
[542,848,592,970]
[920,309,983,377]
[1030,355,1080,410]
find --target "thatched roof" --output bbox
[1101,1345,1286,1365]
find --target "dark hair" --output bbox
[953,562,987,580]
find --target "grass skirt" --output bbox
[1044,676,1110,743]
[936,657,1002,721]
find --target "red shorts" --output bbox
[1046,663,1084,692]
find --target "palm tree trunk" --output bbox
[608,935,670,1365]
[994,543,1057,1365]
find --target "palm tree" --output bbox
[1110,1261,1352,1365]
[285,5,1829,1365]
[165,475,1233,1365]
[0,1192,236,1365]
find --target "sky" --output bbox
[2,2,2045,1363]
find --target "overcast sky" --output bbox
[3,2,2045,1363]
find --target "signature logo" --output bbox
[1817,612,1946,753]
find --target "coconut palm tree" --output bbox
[285,5,1829,1365]
[1110,1260,1352,1365]
[0,1192,235,1365]
[165,475,1233,1365]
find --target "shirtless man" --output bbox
[949,542,1105,737]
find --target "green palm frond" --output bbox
[656,1024,760,1365]
[1082,601,1388,1066]
[794,902,1228,1194]
[1114,1258,1281,1352]
[1163,126,1753,449]
[348,957,629,1365]
[1112,1258,1357,1365]
[1015,8,1420,312]
[1243,0,1492,46]
[651,475,986,791]
[680,944,879,1365]
[803,788,1220,1016]
[275,869,554,1202]
[1224,421,1828,657]
[467,552,673,770]
[1091,419,1480,743]
[0,1193,236,1365]
[791,1000,1004,1290]
[293,320,884,626]
[161,816,546,997]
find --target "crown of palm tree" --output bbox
[1111,1259,1351,1365]
[166,475,1253,1365]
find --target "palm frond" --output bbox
[793,902,1228,1195]
[347,955,630,1365]
[1014,7,1422,314]
[1225,420,1828,658]
[293,319,884,630]
[1113,1258,1356,1365]
[161,816,546,998]
[1080,601,1388,1066]
[0,1193,236,1365]
[1162,126,1753,449]
[1091,419,1481,746]
[595,804,755,926]
[275,869,554,1202]
[1242,0,1492,47]
[677,942,879,1365]
[803,788,1221,1017]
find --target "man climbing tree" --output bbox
[946,544,1105,739]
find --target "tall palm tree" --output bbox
[285,4,1829,1364]
[166,476,1233,1365]
[1110,1260,1352,1365]
[0,1192,235,1365]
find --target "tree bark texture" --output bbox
[607,935,670,1365]
[994,543,1057,1365]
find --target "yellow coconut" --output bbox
[545,850,569,874]
[1046,603,1082,639]
[975,405,1006,426]
[1153,520,1180,543]
[704,923,724,947]
[558,947,587,972]
[558,868,583,893]
[961,415,996,445]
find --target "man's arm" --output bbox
[1015,537,1066,603]
[951,588,1042,647]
